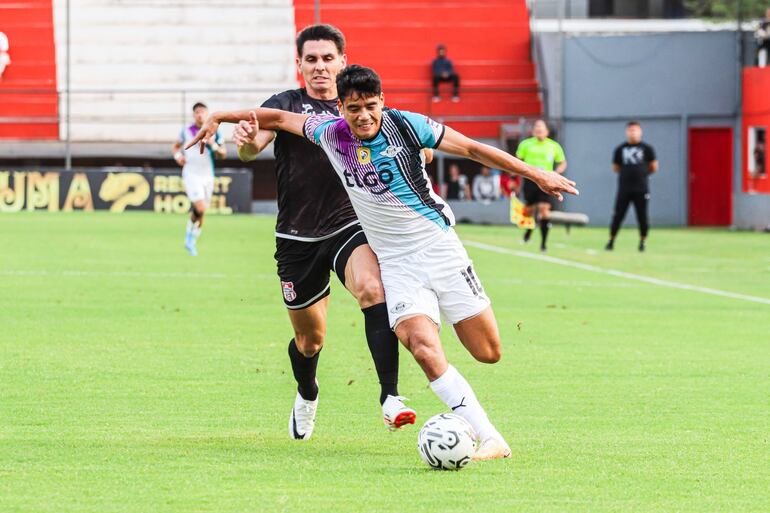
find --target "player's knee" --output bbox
[353,278,385,307]
[406,331,440,365]
[295,331,324,357]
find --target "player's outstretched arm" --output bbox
[186,108,309,154]
[437,126,579,201]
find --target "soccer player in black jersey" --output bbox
[233,25,415,440]
[606,121,658,252]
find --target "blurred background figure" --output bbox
[756,8,770,67]
[172,102,226,256]
[442,163,471,200]
[606,121,658,253]
[431,44,460,102]
[515,119,567,252]
[472,166,501,203]
[0,31,11,79]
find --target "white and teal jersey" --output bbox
[304,109,454,261]
[178,124,222,178]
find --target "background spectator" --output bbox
[442,163,471,200]
[757,8,770,67]
[756,8,770,67]
[472,166,501,202]
[754,140,766,178]
[499,173,520,198]
[431,44,460,102]
[0,32,11,79]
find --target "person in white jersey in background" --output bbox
[172,102,227,256]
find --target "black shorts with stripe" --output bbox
[274,224,367,310]
[522,178,555,206]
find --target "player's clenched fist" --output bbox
[233,111,259,148]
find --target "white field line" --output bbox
[463,240,770,307]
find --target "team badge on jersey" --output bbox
[356,147,371,164]
[282,281,297,302]
[380,145,404,158]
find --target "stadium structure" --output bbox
[1,0,768,229]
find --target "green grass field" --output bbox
[1,212,769,513]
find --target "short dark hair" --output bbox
[296,24,345,57]
[627,120,641,128]
[336,65,382,102]
[192,102,207,111]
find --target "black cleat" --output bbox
[639,240,646,252]
[605,240,614,251]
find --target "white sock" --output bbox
[429,364,498,441]
[191,221,202,239]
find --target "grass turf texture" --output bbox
[1,212,768,513]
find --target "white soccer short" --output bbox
[183,173,214,205]
[380,229,491,329]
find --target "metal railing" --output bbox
[0,83,547,131]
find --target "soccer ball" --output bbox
[417,413,477,470]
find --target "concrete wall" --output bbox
[532,29,770,228]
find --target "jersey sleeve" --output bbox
[214,129,224,146]
[177,128,185,144]
[303,112,338,146]
[260,92,286,110]
[553,141,566,163]
[400,110,446,149]
[515,139,529,160]
[612,145,622,165]
[645,144,657,162]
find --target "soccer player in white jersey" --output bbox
[189,65,578,460]
[172,102,226,256]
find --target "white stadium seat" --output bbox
[52,0,299,142]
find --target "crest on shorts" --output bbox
[390,302,413,314]
[356,147,371,164]
[282,281,297,302]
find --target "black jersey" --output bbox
[261,89,358,240]
[612,141,657,193]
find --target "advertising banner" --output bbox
[0,168,252,214]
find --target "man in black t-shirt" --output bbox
[232,25,415,440]
[606,121,658,252]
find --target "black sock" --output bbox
[539,219,550,249]
[288,338,319,401]
[362,303,399,405]
[523,229,533,242]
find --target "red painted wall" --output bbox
[0,0,59,139]
[293,0,541,138]
[742,67,770,194]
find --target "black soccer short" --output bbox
[275,225,368,310]
[522,179,554,206]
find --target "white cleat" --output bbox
[472,435,512,461]
[288,391,318,441]
[382,395,416,431]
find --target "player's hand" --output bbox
[536,170,579,202]
[186,115,220,154]
[233,111,259,148]
[174,154,186,167]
